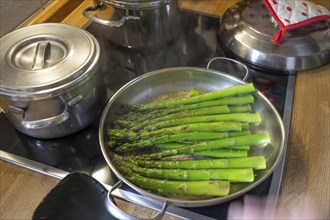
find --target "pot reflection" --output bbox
[15,120,102,173]
[87,11,221,94]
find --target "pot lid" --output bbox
[0,23,99,97]
[102,0,172,9]
[219,0,330,71]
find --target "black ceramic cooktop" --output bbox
[0,10,293,220]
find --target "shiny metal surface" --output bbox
[207,57,249,81]
[0,23,107,138]
[0,23,99,98]
[2,76,106,138]
[32,41,51,70]
[219,0,330,71]
[107,0,173,9]
[106,180,169,220]
[99,67,285,207]
[83,6,140,27]
[9,95,82,130]
[83,0,182,48]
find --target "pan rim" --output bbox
[98,66,285,207]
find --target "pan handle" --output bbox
[207,57,249,81]
[105,180,169,220]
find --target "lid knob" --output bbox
[11,39,67,71]
[32,42,51,70]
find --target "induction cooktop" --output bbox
[0,9,294,220]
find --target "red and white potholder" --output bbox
[262,0,330,44]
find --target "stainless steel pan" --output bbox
[98,67,285,218]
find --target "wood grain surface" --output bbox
[0,160,59,219]
[276,64,330,219]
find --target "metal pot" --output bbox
[83,0,182,48]
[218,0,330,71]
[98,67,285,218]
[0,23,107,139]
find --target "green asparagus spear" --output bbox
[152,131,229,144]
[135,156,266,170]
[119,105,231,130]
[107,121,244,142]
[187,87,202,97]
[108,132,234,151]
[117,165,230,196]
[114,132,268,154]
[157,142,250,150]
[230,145,251,150]
[159,143,250,151]
[158,143,250,151]
[194,149,248,158]
[143,113,261,131]
[228,104,252,113]
[116,95,255,124]
[128,83,256,111]
[228,130,251,136]
[140,133,270,159]
[143,122,245,137]
[130,165,254,182]
[113,131,230,152]
[133,173,230,196]
[153,131,252,148]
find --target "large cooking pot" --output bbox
[218,0,330,71]
[98,66,285,218]
[0,23,107,139]
[83,0,182,48]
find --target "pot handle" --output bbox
[83,1,140,27]
[9,95,83,129]
[207,57,249,81]
[105,180,168,220]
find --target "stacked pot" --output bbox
[83,0,182,48]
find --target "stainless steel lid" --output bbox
[0,23,100,98]
[219,0,330,71]
[102,0,172,9]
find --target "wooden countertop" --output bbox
[1,1,329,219]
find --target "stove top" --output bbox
[0,10,295,220]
